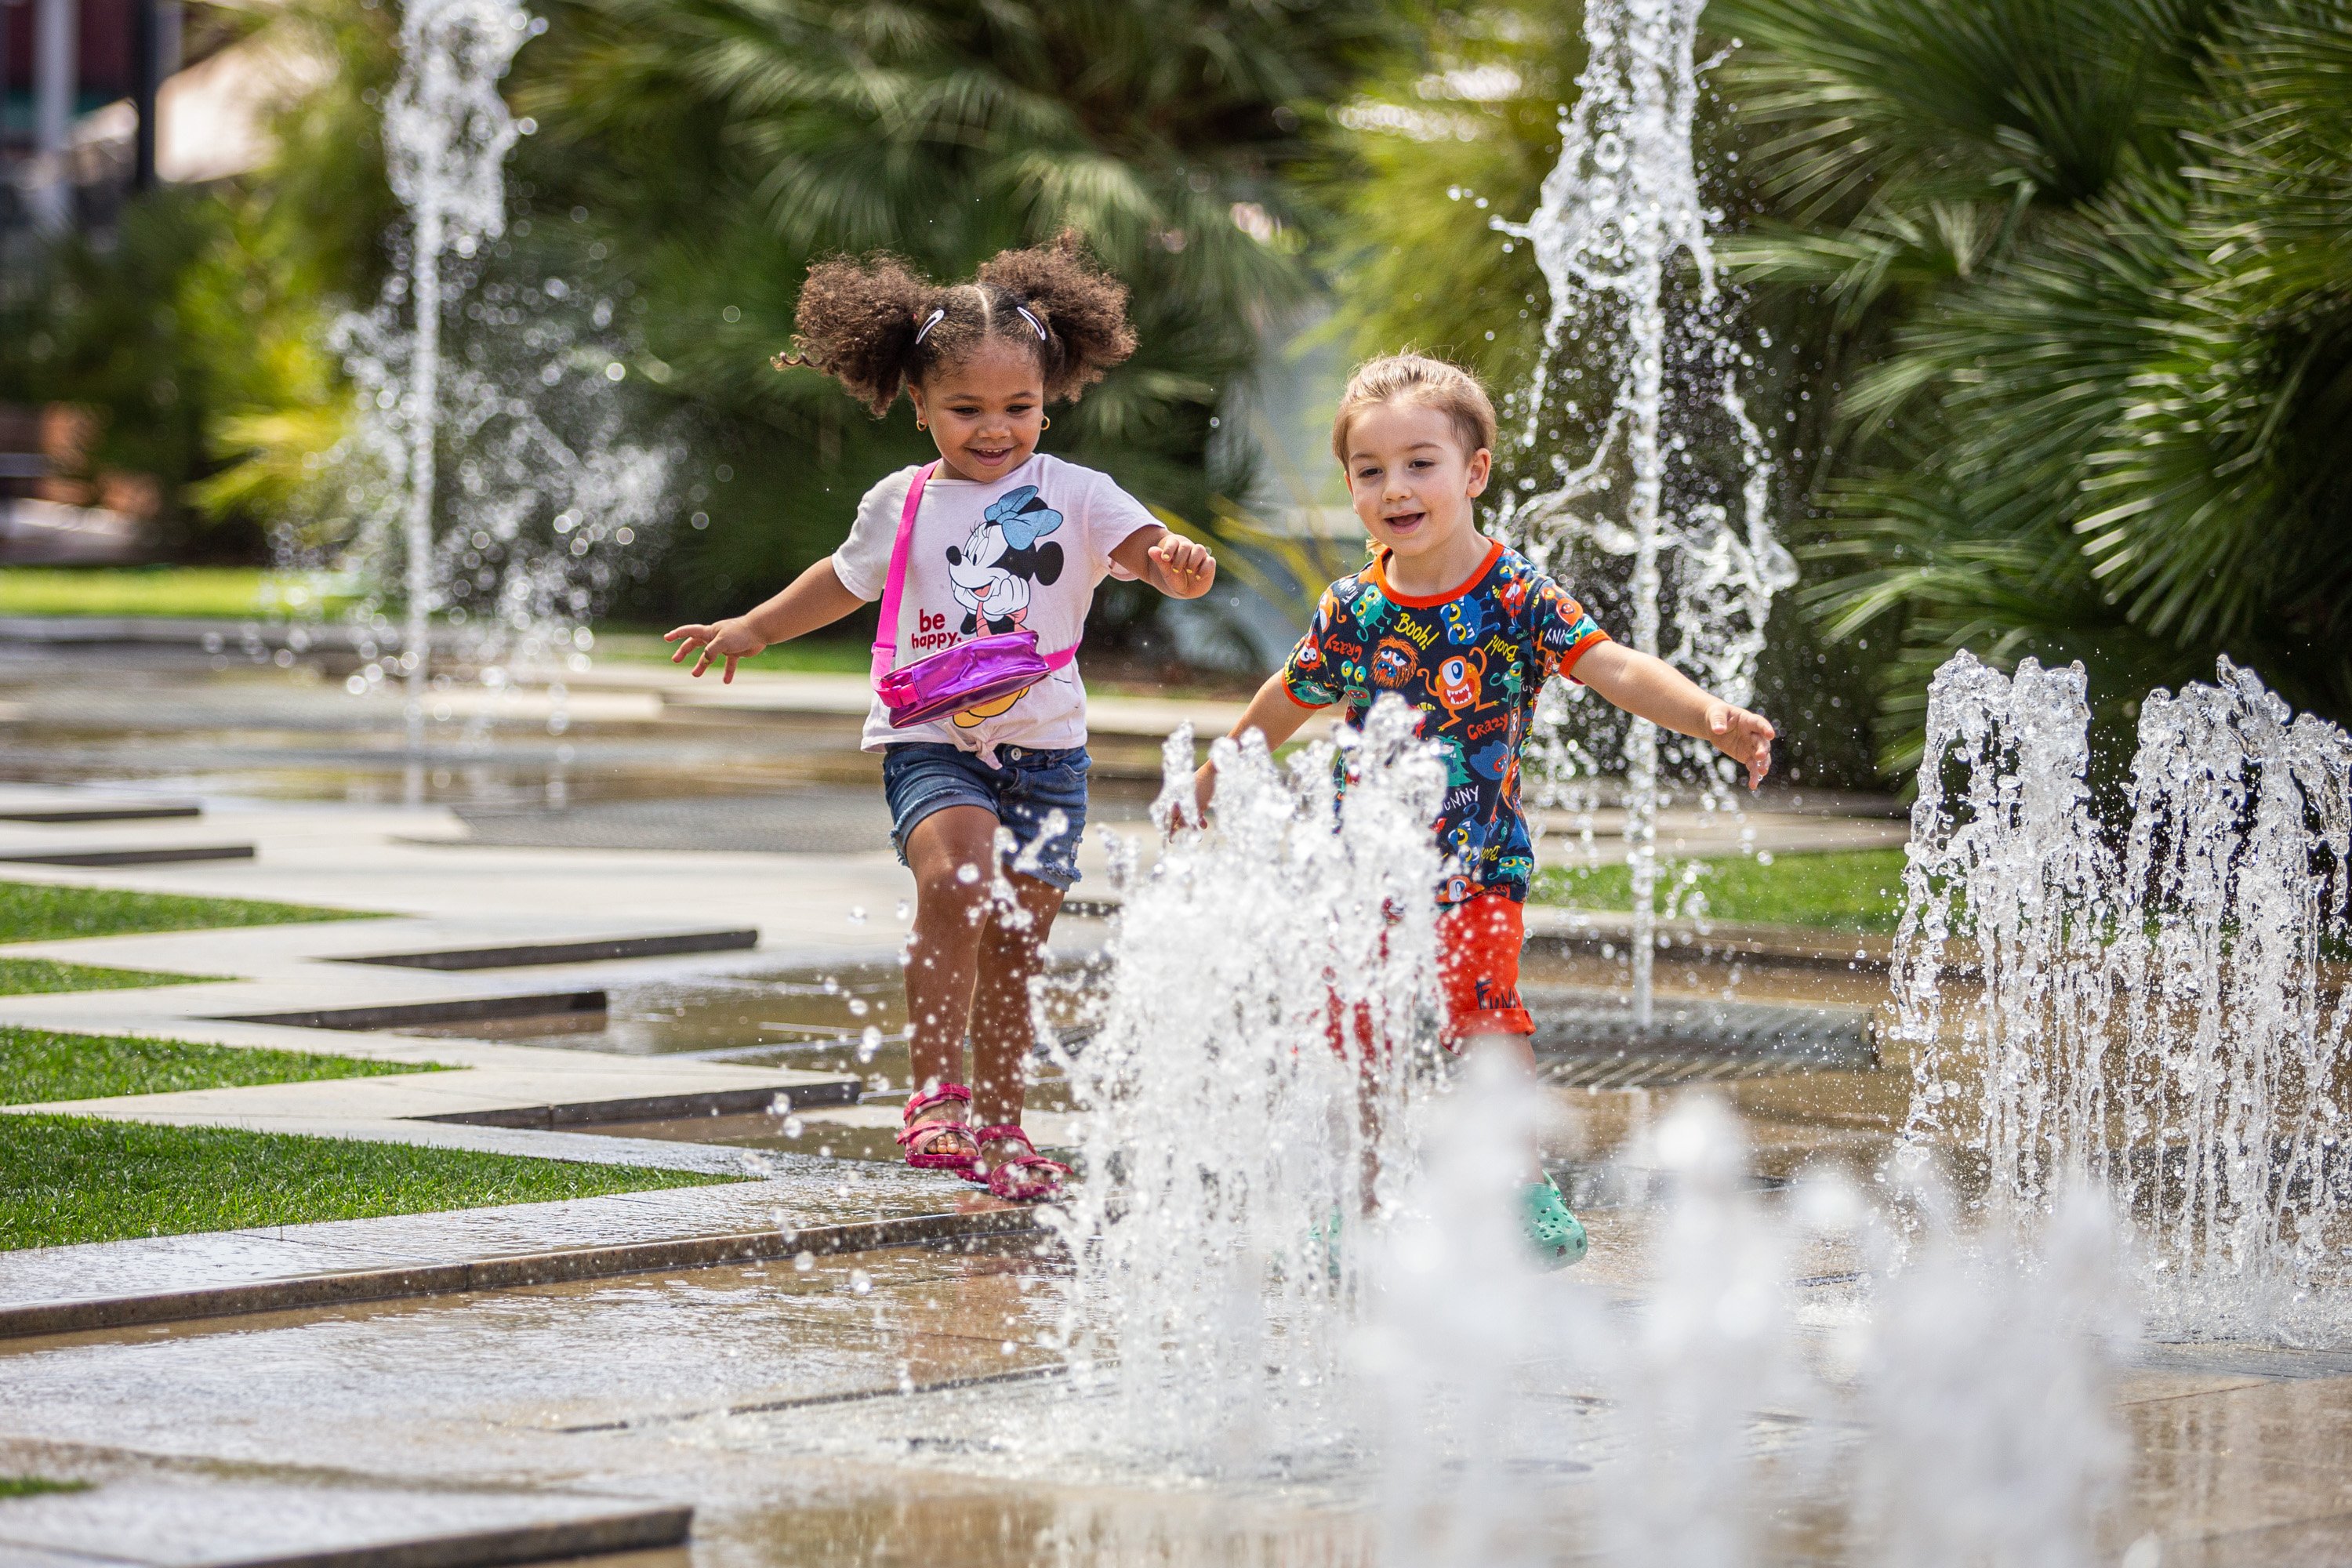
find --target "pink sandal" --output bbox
[895,1083,978,1176]
[971,1124,1071,1203]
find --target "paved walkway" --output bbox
[0,1163,1030,1338]
[4,1204,2349,1566]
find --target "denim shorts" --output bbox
[880,742,1091,890]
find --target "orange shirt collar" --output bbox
[1366,538,1505,609]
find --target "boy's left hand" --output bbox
[1707,700,1777,789]
[1148,535,1217,599]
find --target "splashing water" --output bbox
[1852,1166,2127,1568]
[1599,1098,1811,1567]
[2117,659,2352,1330]
[1495,0,1796,1025]
[1895,652,2117,1214]
[1360,1091,2124,1566]
[1357,1046,1570,1567]
[1014,710,2124,1563]
[1899,650,2352,1338]
[1044,697,1449,1476]
[308,0,672,763]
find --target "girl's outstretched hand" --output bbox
[665,618,767,683]
[1707,700,1777,789]
[1148,534,1217,599]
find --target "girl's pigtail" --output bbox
[978,231,1138,401]
[787,254,935,416]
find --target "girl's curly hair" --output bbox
[782,233,1138,416]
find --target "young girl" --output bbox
[1194,354,1775,1263]
[667,238,1216,1201]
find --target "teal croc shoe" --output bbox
[1522,1174,1588,1269]
[1301,1206,1344,1282]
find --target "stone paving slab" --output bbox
[0,789,916,952]
[338,929,759,971]
[0,821,265,861]
[0,1165,1038,1338]
[0,1463,688,1568]
[7,1062,862,1136]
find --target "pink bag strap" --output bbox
[872,461,938,684]
[868,459,1083,686]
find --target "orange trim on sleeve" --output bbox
[1280,684,1331,710]
[1556,629,1611,684]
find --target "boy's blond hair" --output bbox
[1330,353,1498,464]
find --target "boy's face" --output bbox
[1341,401,1492,561]
[908,339,1047,484]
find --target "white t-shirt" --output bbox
[832,453,1159,755]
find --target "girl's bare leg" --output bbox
[898,804,1001,1160]
[970,872,1064,1167]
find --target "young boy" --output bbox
[1192,353,1777,1265]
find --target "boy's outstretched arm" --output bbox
[1191,674,1318,819]
[1573,641,1777,789]
[665,557,864,683]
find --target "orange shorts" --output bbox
[1328,890,1534,1057]
[1436,891,1534,1044]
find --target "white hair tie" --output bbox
[913,307,946,344]
[1014,305,1048,341]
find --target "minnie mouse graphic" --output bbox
[946,486,1065,636]
[942,485,1067,728]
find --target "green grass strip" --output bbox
[1,1025,439,1105]
[0,1475,92,1497]
[0,1115,734,1250]
[0,567,355,620]
[0,880,376,942]
[1532,848,1911,935]
[0,958,220,996]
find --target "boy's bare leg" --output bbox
[970,872,1064,1164]
[899,805,1001,1160]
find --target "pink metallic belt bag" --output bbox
[870,462,1078,729]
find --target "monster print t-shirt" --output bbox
[1280,539,1610,906]
[833,454,1158,756]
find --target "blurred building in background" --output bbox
[2,0,303,252]
[0,0,296,561]
[2,0,175,244]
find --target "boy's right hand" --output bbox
[1189,762,1216,827]
[665,618,768,683]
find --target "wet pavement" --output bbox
[9,1200,2352,1566]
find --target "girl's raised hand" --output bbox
[1706,700,1777,790]
[1147,534,1217,599]
[664,618,767,684]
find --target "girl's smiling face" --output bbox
[907,340,1047,483]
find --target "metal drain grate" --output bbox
[1539,1048,1829,1090]
[1528,985,1878,1088]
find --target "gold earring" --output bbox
[1040,416,1051,430]
[915,418,926,430]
